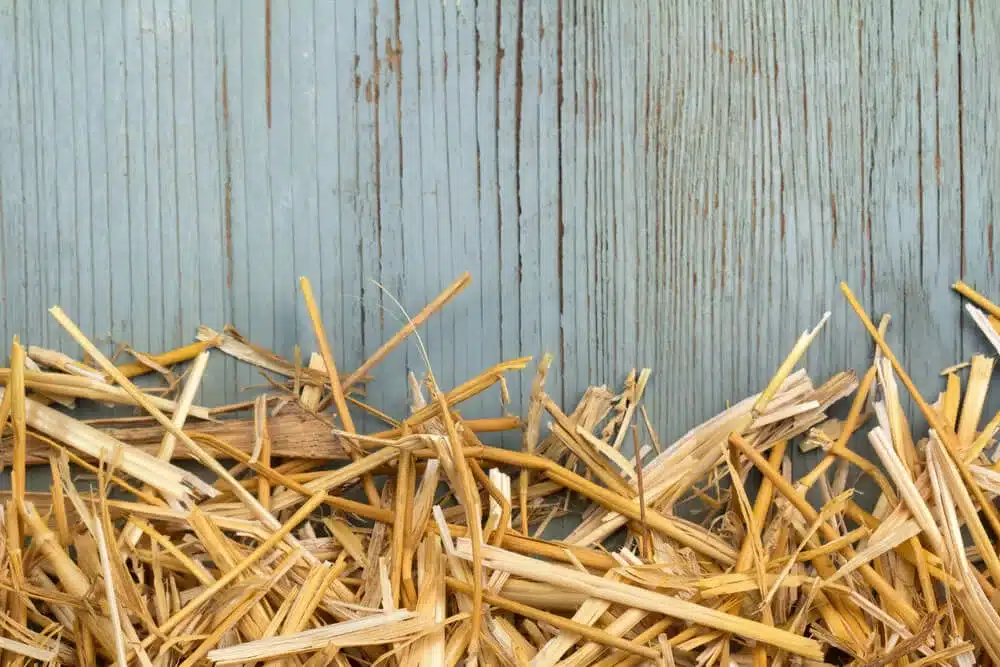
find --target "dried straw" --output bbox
[0,274,993,665]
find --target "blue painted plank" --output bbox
[0,0,23,340]
[422,0,448,391]
[451,2,481,409]
[169,0,201,348]
[516,0,541,413]
[313,0,340,375]
[267,0,296,362]
[151,0,179,357]
[396,0,427,405]
[120,0,148,352]
[580,0,598,391]
[102,0,133,356]
[219,1,246,397]
[537,0,561,407]
[913,3,963,391]
[63,1,93,343]
[352,0,381,414]
[290,0,322,372]
[190,0,229,404]
[960,0,1000,359]
[81,1,112,353]
[958,0,1000,426]
[326,0,364,403]
[370,0,406,418]
[32,0,57,347]
[593,2,611,388]
[228,2,262,398]
[496,0,520,440]
[473,0,504,407]
[138,0,165,357]
[633,1,654,436]
[560,0,585,407]
[313,0,343,382]
[446,1,474,398]
[232,0,268,398]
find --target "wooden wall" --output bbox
[1,0,998,450]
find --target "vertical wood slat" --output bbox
[0,0,998,455]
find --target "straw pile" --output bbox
[1,275,1000,666]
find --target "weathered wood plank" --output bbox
[1,0,998,464]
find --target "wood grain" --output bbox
[0,405,347,466]
[0,1,998,470]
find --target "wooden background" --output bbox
[0,0,998,455]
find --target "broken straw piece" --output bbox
[0,389,205,503]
